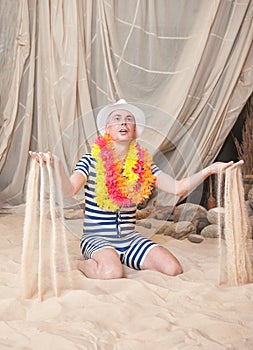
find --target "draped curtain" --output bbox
[0,0,253,205]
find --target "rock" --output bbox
[136,208,153,220]
[155,222,170,235]
[157,221,195,240]
[245,200,253,217]
[173,203,207,227]
[207,207,225,226]
[195,217,210,233]
[188,233,204,243]
[136,220,152,229]
[152,205,174,221]
[155,221,174,235]
[247,216,253,239]
[248,188,253,208]
[201,224,220,238]
[64,208,84,220]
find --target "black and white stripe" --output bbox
[80,231,158,270]
[75,153,161,238]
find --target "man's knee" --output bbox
[94,249,124,279]
[142,245,183,276]
[170,261,183,276]
[100,262,123,280]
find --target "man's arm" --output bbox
[29,151,87,198]
[155,161,234,197]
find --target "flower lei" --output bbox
[91,133,156,211]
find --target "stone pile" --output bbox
[136,187,253,243]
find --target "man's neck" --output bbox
[113,139,133,161]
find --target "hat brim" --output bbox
[96,102,146,138]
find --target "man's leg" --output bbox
[72,248,124,279]
[141,245,183,276]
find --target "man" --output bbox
[30,99,231,279]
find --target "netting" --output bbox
[217,162,253,286]
[21,158,72,300]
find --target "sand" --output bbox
[1,211,253,350]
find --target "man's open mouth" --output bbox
[119,128,128,134]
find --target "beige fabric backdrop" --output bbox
[0,0,253,205]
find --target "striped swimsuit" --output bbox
[75,153,161,270]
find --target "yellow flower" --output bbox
[91,144,100,158]
[123,142,138,183]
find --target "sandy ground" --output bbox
[1,212,253,350]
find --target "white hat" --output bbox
[96,99,146,138]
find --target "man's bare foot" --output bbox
[69,256,85,270]
[57,256,84,272]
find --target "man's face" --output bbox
[105,109,136,142]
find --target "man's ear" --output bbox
[133,125,137,139]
